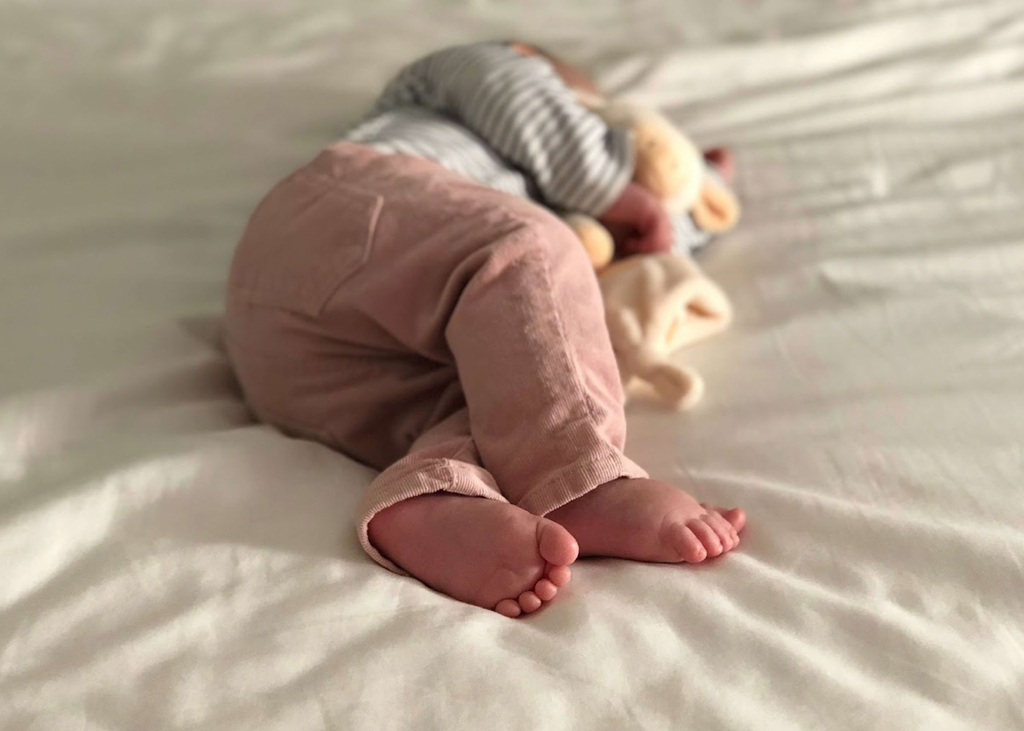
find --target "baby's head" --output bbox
[510,42,601,98]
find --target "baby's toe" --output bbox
[518,591,542,613]
[705,504,747,533]
[495,599,522,618]
[537,520,579,567]
[547,565,572,587]
[686,518,724,557]
[723,507,747,533]
[703,512,738,551]
[666,521,707,563]
[534,578,558,602]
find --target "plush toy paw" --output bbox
[564,213,615,270]
[644,363,705,410]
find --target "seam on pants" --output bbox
[532,225,603,427]
[515,434,647,515]
[447,435,479,464]
[519,450,626,515]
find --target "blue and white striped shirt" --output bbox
[344,42,635,218]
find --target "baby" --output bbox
[224,41,746,618]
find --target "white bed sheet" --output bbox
[2,1,1023,729]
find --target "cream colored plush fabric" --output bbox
[599,253,732,409]
[2,2,1023,730]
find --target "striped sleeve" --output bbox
[373,42,634,217]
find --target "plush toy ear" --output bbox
[645,362,705,410]
[603,305,705,410]
[691,178,740,234]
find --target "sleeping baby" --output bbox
[224,41,746,618]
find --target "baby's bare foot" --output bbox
[547,477,746,563]
[367,493,579,618]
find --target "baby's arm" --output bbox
[373,43,634,218]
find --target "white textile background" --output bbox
[2,1,1023,729]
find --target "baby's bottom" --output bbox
[224,143,744,617]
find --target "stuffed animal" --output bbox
[599,252,733,409]
[568,94,741,269]
[564,96,741,409]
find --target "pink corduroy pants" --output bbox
[224,142,647,573]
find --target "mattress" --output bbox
[2,1,1023,729]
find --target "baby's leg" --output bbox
[224,145,587,617]
[434,192,746,563]
[225,144,744,620]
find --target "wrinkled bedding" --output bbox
[2,1,1023,729]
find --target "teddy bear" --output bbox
[566,94,741,269]
[563,96,740,409]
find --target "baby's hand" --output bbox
[598,182,674,258]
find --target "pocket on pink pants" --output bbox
[228,171,383,317]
